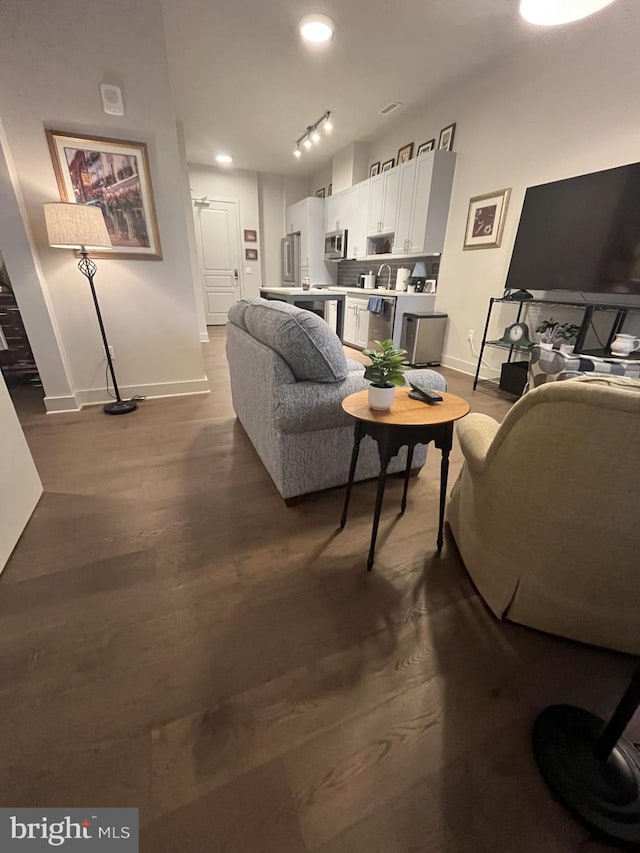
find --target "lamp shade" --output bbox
[411,261,427,278]
[44,202,112,251]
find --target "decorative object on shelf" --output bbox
[245,248,258,261]
[463,187,511,250]
[533,663,640,847]
[536,320,581,349]
[498,321,534,348]
[43,202,137,415]
[46,129,161,260]
[381,158,395,172]
[292,111,333,158]
[369,162,380,178]
[438,123,456,151]
[397,142,414,165]
[315,188,326,198]
[328,183,332,197]
[362,339,408,411]
[417,139,435,156]
[243,229,257,242]
[611,333,640,356]
[410,260,428,292]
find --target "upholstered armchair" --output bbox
[448,375,640,653]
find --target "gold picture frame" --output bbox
[46,129,162,260]
[463,188,511,251]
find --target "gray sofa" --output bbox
[226,297,447,502]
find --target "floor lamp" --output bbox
[533,664,640,845]
[44,202,136,415]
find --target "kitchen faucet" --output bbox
[377,263,392,290]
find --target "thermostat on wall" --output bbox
[100,83,125,116]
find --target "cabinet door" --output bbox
[367,175,384,234]
[408,154,435,255]
[393,160,416,254]
[285,199,306,235]
[343,300,358,345]
[381,168,400,234]
[324,194,339,233]
[351,181,370,258]
[355,305,370,348]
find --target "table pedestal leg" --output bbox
[367,458,389,571]
[340,422,363,529]
[400,445,415,515]
[436,424,453,552]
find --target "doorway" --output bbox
[194,200,242,325]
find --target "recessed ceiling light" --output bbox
[299,14,335,44]
[519,0,617,25]
[216,153,233,165]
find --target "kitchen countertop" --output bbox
[260,286,435,298]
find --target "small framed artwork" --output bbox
[328,184,332,197]
[244,229,257,242]
[463,188,511,251]
[397,142,414,165]
[315,188,326,198]
[438,123,456,151]
[369,162,380,178]
[46,128,162,260]
[245,248,258,261]
[381,158,395,173]
[417,139,436,156]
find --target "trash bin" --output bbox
[401,313,448,366]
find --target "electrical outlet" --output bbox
[467,329,475,341]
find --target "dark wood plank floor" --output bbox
[2,328,633,852]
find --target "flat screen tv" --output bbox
[505,162,640,297]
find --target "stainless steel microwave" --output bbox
[324,229,348,260]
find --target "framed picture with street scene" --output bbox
[46,129,162,260]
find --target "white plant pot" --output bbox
[368,385,395,411]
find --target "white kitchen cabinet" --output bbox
[367,168,400,236]
[324,188,353,233]
[393,160,417,254]
[349,180,370,259]
[392,151,457,256]
[284,197,335,285]
[325,299,338,333]
[344,295,370,348]
[367,175,384,235]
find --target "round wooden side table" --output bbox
[340,387,470,570]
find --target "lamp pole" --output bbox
[78,251,136,415]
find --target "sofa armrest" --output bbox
[456,413,500,475]
[274,374,372,435]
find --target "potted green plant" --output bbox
[555,323,581,354]
[362,339,408,410]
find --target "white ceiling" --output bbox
[161,0,535,175]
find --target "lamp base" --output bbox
[533,705,640,844]
[104,399,137,416]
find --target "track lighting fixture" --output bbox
[292,111,333,158]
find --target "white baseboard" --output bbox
[200,332,210,343]
[440,354,477,376]
[44,394,80,414]
[73,377,211,408]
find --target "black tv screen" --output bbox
[505,162,640,296]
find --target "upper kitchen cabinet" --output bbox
[324,187,355,233]
[367,168,400,236]
[349,180,370,260]
[393,151,457,256]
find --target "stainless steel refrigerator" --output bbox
[281,234,301,287]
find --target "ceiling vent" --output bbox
[378,101,403,116]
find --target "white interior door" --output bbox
[196,200,241,325]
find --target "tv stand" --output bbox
[473,296,640,398]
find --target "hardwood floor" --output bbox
[2,329,634,852]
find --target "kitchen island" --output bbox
[260,287,346,341]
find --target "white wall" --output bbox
[258,173,285,287]
[367,2,640,374]
[0,373,42,572]
[188,164,262,298]
[310,166,332,198]
[0,0,207,407]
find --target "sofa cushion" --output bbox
[244,298,348,383]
